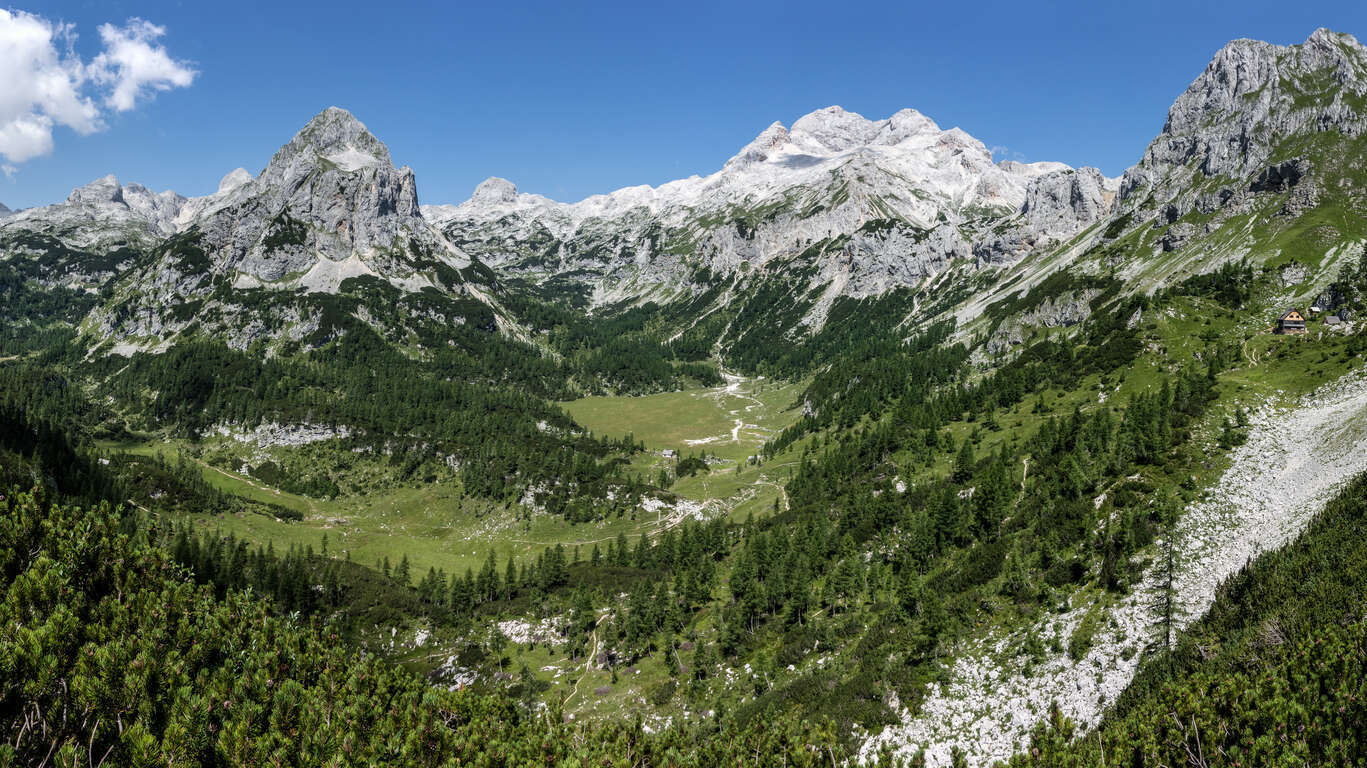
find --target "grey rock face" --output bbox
[1021,167,1112,238]
[985,291,1099,354]
[471,177,519,204]
[189,107,460,288]
[0,174,187,250]
[1120,29,1367,208]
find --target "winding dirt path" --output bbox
[564,613,611,706]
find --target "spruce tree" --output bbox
[953,439,974,483]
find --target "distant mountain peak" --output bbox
[67,174,124,206]
[724,121,791,169]
[790,105,878,151]
[217,168,253,194]
[266,106,393,178]
[471,177,519,204]
[1304,26,1359,48]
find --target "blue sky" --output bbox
[5,0,1367,209]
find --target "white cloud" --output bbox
[989,144,1027,163]
[91,19,197,112]
[0,10,195,167]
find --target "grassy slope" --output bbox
[100,374,808,589]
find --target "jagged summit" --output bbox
[779,105,941,153]
[263,107,393,180]
[720,106,945,169]
[789,105,882,151]
[724,121,791,169]
[180,106,456,291]
[67,174,125,205]
[1121,27,1367,205]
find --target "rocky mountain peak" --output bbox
[790,106,878,151]
[67,174,125,206]
[179,106,452,291]
[872,108,940,145]
[217,168,253,194]
[471,177,519,204]
[264,106,393,179]
[724,121,792,169]
[1121,28,1367,205]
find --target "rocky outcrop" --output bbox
[1250,157,1310,192]
[1021,167,1114,238]
[984,291,1098,354]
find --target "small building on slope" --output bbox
[1276,309,1308,334]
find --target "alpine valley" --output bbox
[7,27,1367,768]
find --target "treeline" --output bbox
[501,291,723,393]
[85,329,641,510]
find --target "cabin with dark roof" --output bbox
[1276,309,1308,334]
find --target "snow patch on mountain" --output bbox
[325,145,385,172]
[427,105,1068,233]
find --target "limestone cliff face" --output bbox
[1120,28,1367,210]
[1021,168,1115,239]
[190,107,462,290]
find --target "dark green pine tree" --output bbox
[953,439,974,483]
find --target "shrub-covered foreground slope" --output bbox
[1004,469,1367,767]
[0,482,883,767]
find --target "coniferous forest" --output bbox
[9,19,1367,766]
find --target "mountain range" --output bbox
[5,26,1367,768]
[7,30,1365,368]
